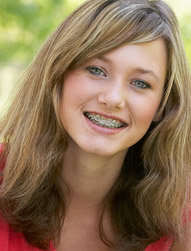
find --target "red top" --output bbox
[0,217,172,251]
[0,218,50,251]
[0,144,172,250]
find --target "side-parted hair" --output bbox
[0,0,190,250]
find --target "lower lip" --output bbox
[84,115,127,135]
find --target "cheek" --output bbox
[63,82,82,102]
[137,108,157,125]
[62,75,96,105]
[130,96,162,125]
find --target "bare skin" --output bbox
[57,39,167,250]
[170,231,191,251]
[57,143,126,251]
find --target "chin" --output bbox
[80,144,127,157]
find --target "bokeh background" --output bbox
[0,0,191,115]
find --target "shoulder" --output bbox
[169,233,191,251]
[0,214,45,251]
[145,236,173,251]
[145,225,191,251]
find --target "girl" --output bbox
[0,0,190,250]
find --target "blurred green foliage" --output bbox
[0,0,190,114]
[0,0,85,113]
[0,0,190,66]
[0,0,85,65]
[180,16,191,64]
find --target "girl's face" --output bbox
[59,39,167,157]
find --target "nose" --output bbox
[97,81,126,110]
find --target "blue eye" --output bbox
[86,66,106,77]
[132,80,150,89]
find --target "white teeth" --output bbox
[84,112,125,129]
[95,115,100,122]
[106,121,111,127]
[100,119,105,125]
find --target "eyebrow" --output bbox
[97,55,160,83]
[98,55,111,64]
[132,67,160,83]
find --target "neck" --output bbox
[60,143,127,209]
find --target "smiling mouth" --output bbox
[84,112,127,129]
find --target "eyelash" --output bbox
[86,66,151,89]
[131,79,151,89]
[86,66,107,77]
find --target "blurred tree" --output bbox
[0,0,85,65]
[0,0,190,114]
[166,0,191,65]
[0,0,85,113]
[179,14,191,65]
[0,0,190,66]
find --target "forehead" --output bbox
[92,39,167,83]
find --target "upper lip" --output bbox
[84,111,128,125]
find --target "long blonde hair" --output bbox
[0,0,190,250]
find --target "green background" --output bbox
[0,0,190,114]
